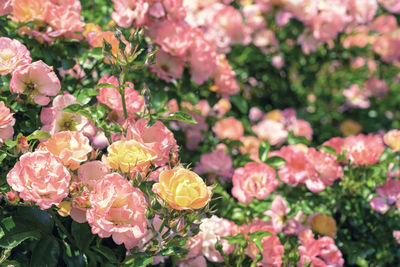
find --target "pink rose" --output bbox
[0,101,15,142]
[126,118,178,166]
[10,60,61,105]
[370,197,390,214]
[155,20,192,57]
[213,116,244,141]
[0,37,31,75]
[7,151,70,209]
[277,145,311,186]
[199,216,237,262]
[297,229,344,267]
[213,54,239,97]
[194,150,233,182]
[96,75,144,117]
[232,162,278,204]
[252,119,288,146]
[153,50,184,82]
[290,119,313,141]
[87,173,148,249]
[343,134,385,165]
[42,131,93,170]
[0,0,12,16]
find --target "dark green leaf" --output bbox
[92,246,118,264]
[221,234,246,246]
[88,47,104,60]
[161,112,197,124]
[265,156,286,168]
[231,95,248,114]
[124,252,153,267]
[259,141,270,163]
[71,222,93,252]
[30,237,60,267]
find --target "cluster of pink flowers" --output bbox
[1,37,61,106]
[273,144,343,193]
[5,0,85,42]
[111,0,239,97]
[194,150,233,183]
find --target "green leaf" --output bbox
[259,141,270,163]
[30,237,60,267]
[0,207,53,249]
[161,112,198,124]
[248,230,272,258]
[95,83,117,90]
[221,234,246,246]
[231,95,248,114]
[71,222,93,252]
[27,130,51,141]
[62,104,92,120]
[76,88,99,105]
[265,156,286,168]
[92,246,118,264]
[0,152,7,164]
[319,145,337,156]
[88,47,104,60]
[5,139,17,148]
[124,252,153,267]
[152,90,168,110]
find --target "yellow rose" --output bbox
[311,214,337,237]
[152,168,212,210]
[264,109,283,122]
[106,140,156,173]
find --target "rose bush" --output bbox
[1,0,400,266]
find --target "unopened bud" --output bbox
[6,191,19,204]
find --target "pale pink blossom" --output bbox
[213,54,239,97]
[305,148,343,193]
[199,216,237,262]
[376,178,400,205]
[343,84,370,109]
[153,50,184,82]
[393,231,400,244]
[111,0,150,27]
[348,0,378,24]
[189,29,217,84]
[373,35,400,63]
[0,0,12,16]
[364,77,389,99]
[264,195,290,233]
[290,119,313,141]
[232,162,278,204]
[41,131,93,170]
[97,75,144,117]
[180,112,208,150]
[155,20,192,57]
[40,92,95,137]
[371,15,397,34]
[271,55,285,69]
[7,151,70,209]
[277,145,311,186]
[10,61,61,105]
[322,137,345,154]
[0,101,15,142]
[379,0,400,13]
[370,197,390,214]
[126,118,178,166]
[252,119,288,146]
[284,211,310,236]
[297,229,344,267]
[249,107,264,122]
[87,173,147,249]
[213,116,244,141]
[0,37,31,75]
[297,29,321,54]
[194,150,233,182]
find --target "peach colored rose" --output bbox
[232,162,278,204]
[152,168,212,210]
[42,131,92,170]
[87,173,147,249]
[126,118,178,166]
[0,101,15,142]
[239,136,261,162]
[11,0,50,23]
[384,129,400,152]
[105,140,157,173]
[213,116,244,141]
[0,37,31,75]
[7,151,70,209]
[10,61,61,106]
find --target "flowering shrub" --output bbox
[1,0,400,266]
